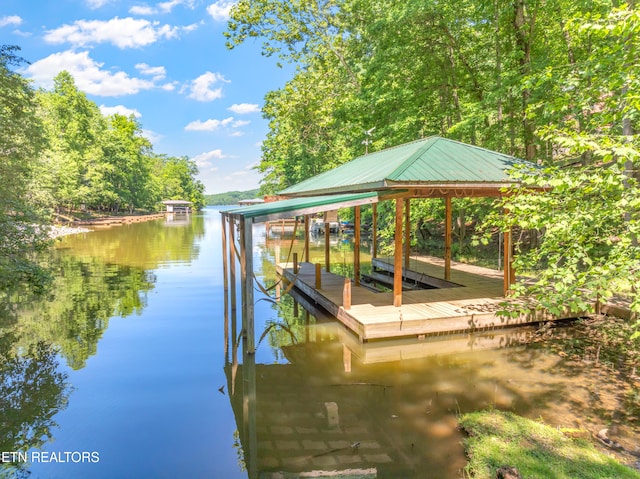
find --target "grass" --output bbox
[460,410,640,479]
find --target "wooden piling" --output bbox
[394,198,404,307]
[315,263,322,289]
[445,197,452,281]
[343,277,351,310]
[354,206,361,286]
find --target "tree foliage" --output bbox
[0,49,206,291]
[226,1,640,322]
[0,46,50,290]
[482,5,640,319]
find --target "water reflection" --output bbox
[57,214,205,269]
[15,252,156,369]
[227,233,640,478]
[0,214,205,476]
[0,332,70,479]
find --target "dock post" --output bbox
[222,213,229,360]
[229,218,237,313]
[445,197,452,281]
[324,220,331,272]
[394,198,404,307]
[343,278,351,310]
[354,206,361,286]
[315,263,322,289]
[293,252,298,274]
[240,217,255,354]
[304,215,310,262]
[404,198,411,270]
[372,203,378,259]
[503,219,512,295]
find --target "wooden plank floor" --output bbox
[277,257,567,342]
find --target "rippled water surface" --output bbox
[1,208,638,478]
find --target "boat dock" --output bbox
[277,256,561,342]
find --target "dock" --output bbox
[277,256,563,342]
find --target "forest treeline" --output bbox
[0,45,205,288]
[225,1,640,320]
[205,188,260,205]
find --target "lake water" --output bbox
[1,207,638,478]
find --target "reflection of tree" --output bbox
[57,215,205,269]
[0,333,70,478]
[257,295,320,359]
[15,251,155,370]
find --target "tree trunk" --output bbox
[512,0,537,160]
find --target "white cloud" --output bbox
[186,71,228,102]
[86,0,113,8]
[193,149,226,168]
[0,15,22,28]
[130,5,156,15]
[207,1,236,22]
[232,119,250,128]
[227,103,260,114]
[141,129,163,144]
[161,82,177,91]
[135,62,166,80]
[99,104,142,118]
[130,0,197,15]
[184,117,235,131]
[44,17,184,49]
[25,50,156,97]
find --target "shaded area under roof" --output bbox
[281,136,529,197]
[224,192,379,223]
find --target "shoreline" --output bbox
[48,225,91,239]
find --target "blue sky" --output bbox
[1,0,294,194]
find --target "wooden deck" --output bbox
[277,256,567,342]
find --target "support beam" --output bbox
[343,277,351,310]
[404,198,411,270]
[324,220,331,273]
[354,205,361,286]
[444,197,452,281]
[240,217,255,354]
[229,217,237,313]
[222,213,228,294]
[304,215,310,262]
[371,203,378,259]
[394,198,404,307]
[222,214,229,361]
[503,226,512,295]
[315,263,322,289]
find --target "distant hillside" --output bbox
[205,188,261,205]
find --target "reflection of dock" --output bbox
[287,287,531,364]
[278,256,559,342]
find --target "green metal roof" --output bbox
[224,192,379,223]
[280,136,530,196]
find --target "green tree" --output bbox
[102,114,156,213]
[157,155,206,210]
[0,45,50,290]
[479,5,640,322]
[36,71,107,211]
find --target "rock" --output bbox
[496,465,522,479]
[48,225,91,239]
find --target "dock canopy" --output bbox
[224,192,380,223]
[281,136,532,198]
